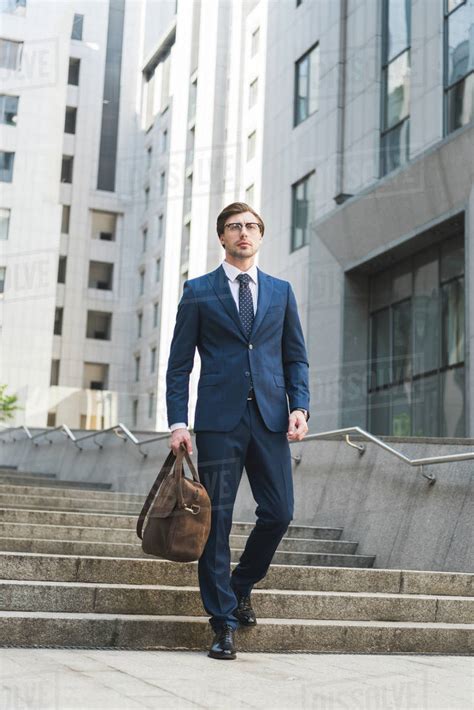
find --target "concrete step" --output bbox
[0,522,356,554]
[0,475,112,491]
[0,483,143,500]
[0,493,143,513]
[0,536,375,567]
[0,507,343,541]
[1,552,472,595]
[0,611,471,654]
[0,468,55,479]
[1,579,471,624]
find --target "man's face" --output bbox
[220,211,263,260]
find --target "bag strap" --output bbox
[136,449,176,540]
[136,444,200,540]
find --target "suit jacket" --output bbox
[166,263,310,432]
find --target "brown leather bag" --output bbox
[136,445,211,562]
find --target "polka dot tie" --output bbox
[237,273,255,393]
[237,273,254,338]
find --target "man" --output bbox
[166,202,310,660]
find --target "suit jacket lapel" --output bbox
[250,267,273,339]
[208,264,274,341]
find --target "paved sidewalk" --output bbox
[1,649,472,709]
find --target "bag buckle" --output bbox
[184,504,200,515]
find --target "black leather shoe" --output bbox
[208,624,237,660]
[233,589,257,626]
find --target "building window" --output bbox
[0,94,18,125]
[0,39,23,71]
[54,307,63,335]
[247,130,256,161]
[0,151,14,182]
[139,268,145,296]
[186,126,195,167]
[296,0,303,6]
[0,265,6,294]
[91,210,117,241]
[47,411,57,428]
[153,301,159,327]
[0,208,10,240]
[68,57,80,86]
[145,186,150,209]
[155,257,161,282]
[180,270,189,298]
[61,155,73,183]
[291,171,315,251]
[245,184,255,205]
[150,346,156,373]
[57,256,67,284]
[160,171,166,196]
[294,43,319,126]
[88,261,113,290]
[71,13,84,41]
[251,27,260,57]
[142,227,148,252]
[249,77,258,108]
[148,391,155,418]
[137,311,143,338]
[86,310,112,340]
[368,232,465,437]
[135,354,141,382]
[1,0,27,14]
[132,398,138,426]
[184,173,192,214]
[143,43,173,129]
[158,213,164,240]
[61,205,70,234]
[380,0,411,176]
[181,222,190,267]
[188,78,197,121]
[64,106,77,134]
[146,145,152,169]
[444,0,474,134]
[83,363,109,390]
[161,128,168,153]
[50,359,60,386]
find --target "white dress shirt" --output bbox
[169,260,259,431]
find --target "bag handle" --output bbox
[136,444,199,540]
[173,444,201,510]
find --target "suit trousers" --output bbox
[195,395,294,632]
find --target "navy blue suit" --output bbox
[166,263,310,631]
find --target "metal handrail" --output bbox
[2,422,474,481]
[0,422,170,458]
[291,425,474,484]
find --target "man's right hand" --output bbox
[170,428,193,455]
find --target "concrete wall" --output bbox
[1,429,471,573]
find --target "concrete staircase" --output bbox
[0,466,472,654]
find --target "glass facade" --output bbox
[294,43,319,126]
[381,0,411,175]
[444,0,474,133]
[291,171,315,251]
[368,233,465,437]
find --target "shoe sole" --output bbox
[208,651,237,660]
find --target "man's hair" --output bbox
[216,202,265,238]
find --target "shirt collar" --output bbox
[222,260,258,284]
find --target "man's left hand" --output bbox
[287,411,308,441]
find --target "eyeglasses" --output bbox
[224,222,262,234]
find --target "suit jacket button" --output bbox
[248,344,253,350]
[245,371,250,377]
